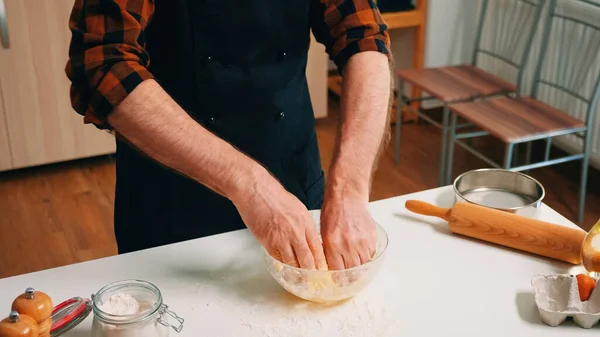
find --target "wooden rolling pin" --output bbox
[405,200,587,264]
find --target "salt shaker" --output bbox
[11,288,53,337]
[0,311,39,337]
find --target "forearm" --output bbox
[108,79,270,202]
[328,51,393,201]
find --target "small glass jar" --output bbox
[50,280,184,337]
[91,280,184,337]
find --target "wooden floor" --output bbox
[1,99,599,279]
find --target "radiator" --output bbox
[476,0,600,170]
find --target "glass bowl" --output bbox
[263,216,389,303]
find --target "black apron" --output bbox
[113,0,325,254]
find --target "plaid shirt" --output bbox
[66,0,391,129]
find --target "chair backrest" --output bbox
[472,0,546,92]
[532,0,600,128]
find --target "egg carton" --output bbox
[531,274,600,328]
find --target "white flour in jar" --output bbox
[98,293,141,315]
[93,293,166,337]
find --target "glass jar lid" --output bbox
[50,297,92,337]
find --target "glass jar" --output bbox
[91,280,184,337]
[50,280,184,337]
[582,219,600,278]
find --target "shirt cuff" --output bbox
[333,34,391,74]
[82,61,154,129]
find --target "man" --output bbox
[66,0,392,271]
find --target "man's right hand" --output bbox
[105,80,326,269]
[232,173,327,271]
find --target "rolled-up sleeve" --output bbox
[310,0,391,73]
[65,0,155,129]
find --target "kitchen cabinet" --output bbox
[0,0,115,172]
[0,89,13,171]
[306,33,328,119]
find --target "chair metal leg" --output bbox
[466,124,474,147]
[439,105,450,186]
[525,142,533,164]
[445,113,458,186]
[524,142,533,174]
[394,79,404,165]
[544,138,552,161]
[579,132,592,224]
[504,143,515,169]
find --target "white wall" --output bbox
[420,0,479,107]
[328,0,480,107]
[422,0,479,68]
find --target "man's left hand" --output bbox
[320,193,377,270]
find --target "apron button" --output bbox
[280,52,287,60]
[276,111,285,121]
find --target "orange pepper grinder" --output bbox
[0,311,39,337]
[11,288,53,337]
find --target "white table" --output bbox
[0,186,594,336]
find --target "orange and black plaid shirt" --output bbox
[65,0,391,129]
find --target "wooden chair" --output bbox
[445,0,600,223]
[395,0,545,186]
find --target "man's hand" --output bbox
[320,188,376,270]
[232,174,328,270]
[319,51,391,270]
[107,80,326,269]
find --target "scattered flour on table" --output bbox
[191,258,399,336]
[98,293,141,315]
[238,297,399,337]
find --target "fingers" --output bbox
[290,216,329,270]
[292,242,316,270]
[343,253,361,269]
[358,240,376,265]
[266,247,283,263]
[324,247,346,270]
[325,239,374,269]
[349,237,378,267]
[283,236,373,270]
[358,248,372,265]
[278,244,299,268]
[306,227,328,271]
